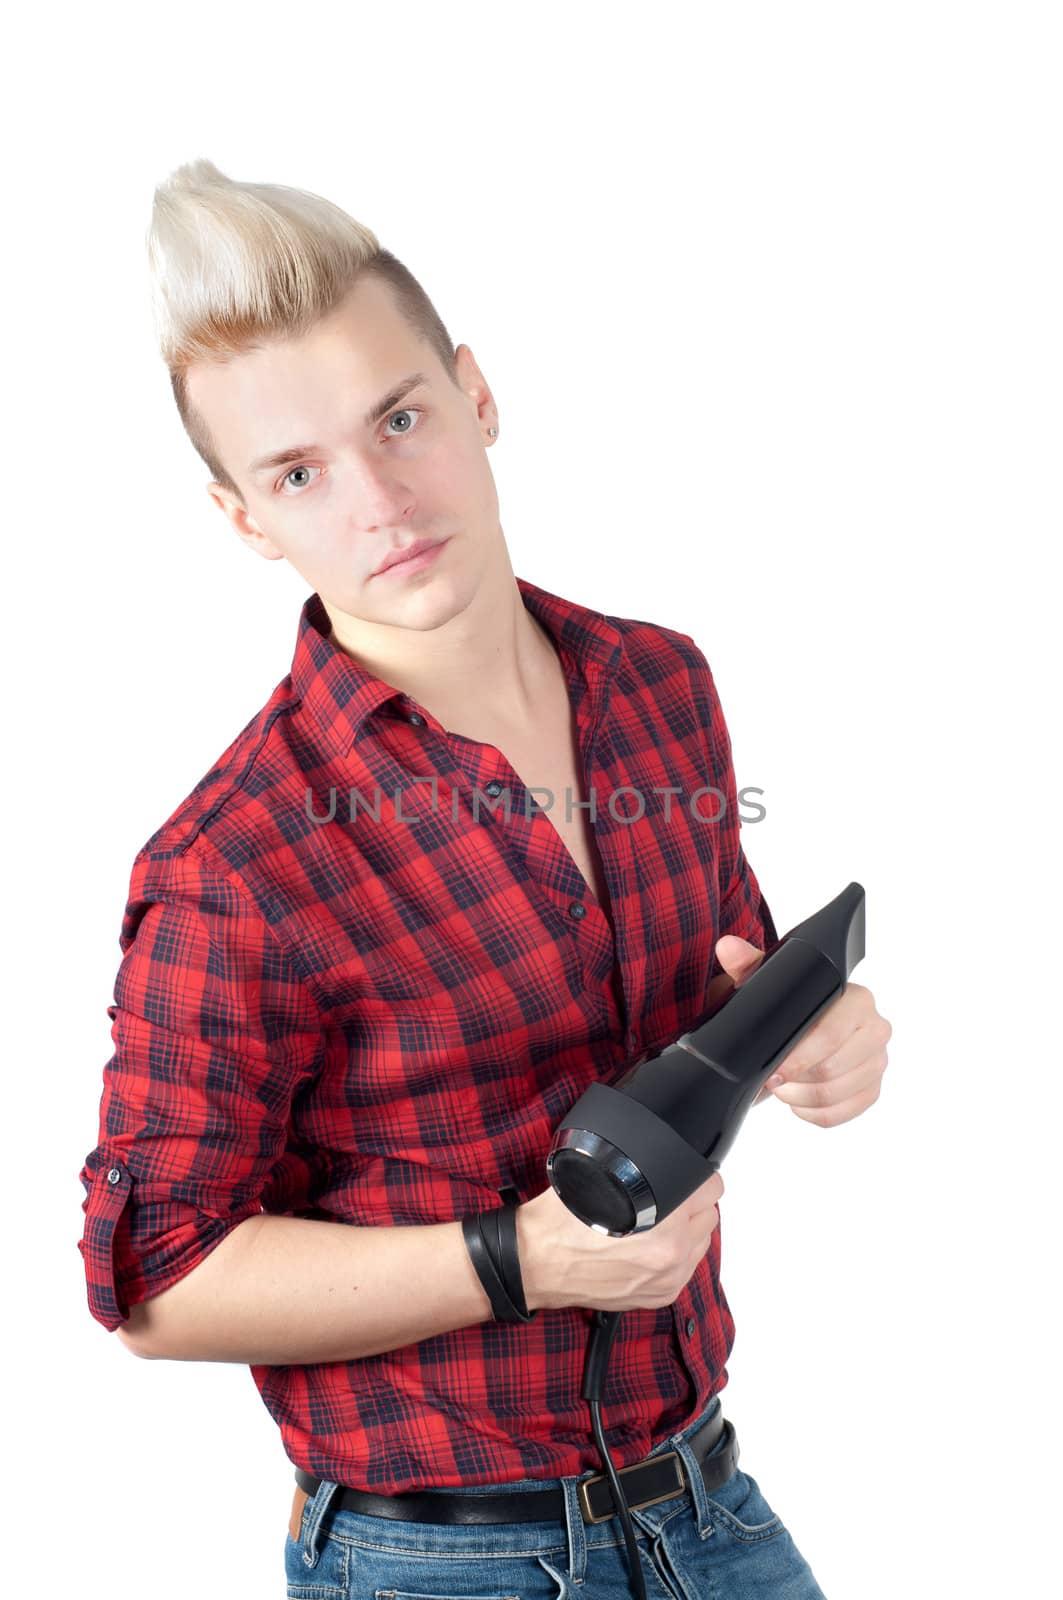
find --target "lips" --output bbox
[373,537,445,577]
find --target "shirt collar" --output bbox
[289,575,624,761]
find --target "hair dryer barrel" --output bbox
[546,882,865,1235]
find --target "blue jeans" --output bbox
[284,1393,828,1598]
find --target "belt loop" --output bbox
[301,1480,340,1569]
[669,1398,722,1540]
[560,1476,588,1584]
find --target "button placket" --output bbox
[585,727,644,1051]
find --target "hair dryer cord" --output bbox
[583,1310,647,1600]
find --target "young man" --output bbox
[79,158,889,1597]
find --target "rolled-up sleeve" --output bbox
[77,844,325,1332]
[687,647,779,969]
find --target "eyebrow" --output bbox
[247,372,429,478]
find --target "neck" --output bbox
[325,552,559,733]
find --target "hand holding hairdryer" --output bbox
[515,1166,726,1315]
[546,882,866,1236]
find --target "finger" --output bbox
[706,971,736,1010]
[772,1053,887,1111]
[776,1019,889,1091]
[771,1000,883,1083]
[688,1177,723,1219]
[785,1079,884,1128]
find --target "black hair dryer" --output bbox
[546,882,866,1236]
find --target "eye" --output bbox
[385,406,423,437]
[278,464,321,495]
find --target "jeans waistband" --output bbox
[291,1394,734,1578]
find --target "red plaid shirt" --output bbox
[78,575,776,1490]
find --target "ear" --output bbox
[206,482,285,561]
[454,344,498,436]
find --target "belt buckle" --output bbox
[578,1449,686,1526]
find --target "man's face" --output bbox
[188,274,502,631]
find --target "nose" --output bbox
[344,456,417,531]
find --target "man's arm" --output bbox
[81,845,553,1364]
[685,644,779,1103]
[673,634,777,964]
[117,1210,500,1364]
[79,846,332,1338]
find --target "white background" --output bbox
[5,3,1059,1595]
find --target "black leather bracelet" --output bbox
[462,1211,519,1320]
[462,1206,538,1323]
[496,1203,533,1320]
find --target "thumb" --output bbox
[714,934,765,988]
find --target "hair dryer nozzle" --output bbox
[783,880,865,982]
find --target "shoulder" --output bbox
[599,606,739,773]
[603,606,716,691]
[125,673,312,917]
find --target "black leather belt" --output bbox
[294,1406,737,1527]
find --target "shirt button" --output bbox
[569,901,586,920]
[485,780,503,797]
[106,1167,122,1185]
[408,712,425,727]
[686,1318,696,1337]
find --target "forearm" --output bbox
[122,1213,496,1365]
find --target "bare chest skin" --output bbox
[435,681,611,918]
[492,713,611,917]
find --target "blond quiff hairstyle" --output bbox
[146,157,460,500]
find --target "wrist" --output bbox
[514,1201,545,1313]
